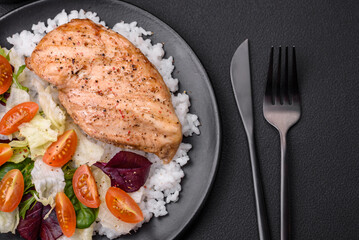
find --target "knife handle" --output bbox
[248,135,271,240]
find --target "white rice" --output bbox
[6,9,200,239]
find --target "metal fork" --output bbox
[263,46,301,240]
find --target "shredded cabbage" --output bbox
[91,166,111,202]
[8,140,29,163]
[67,122,104,167]
[9,140,28,148]
[8,147,29,163]
[14,78,66,158]
[31,158,65,207]
[35,81,66,134]
[5,86,30,112]
[0,207,19,234]
[19,114,58,157]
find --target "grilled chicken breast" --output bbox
[26,19,182,162]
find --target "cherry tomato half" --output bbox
[0,143,13,166]
[105,187,144,223]
[73,165,100,208]
[43,129,77,167]
[0,169,24,212]
[0,55,13,95]
[55,192,76,237]
[0,102,39,135]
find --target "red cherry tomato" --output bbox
[0,102,39,135]
[43,129,77,167]
[55,192,76,237]
[0,169,24,212]
[0,55,13,95]
[0,143,13,166]
[73,165,100,208]
[105,187,144,223]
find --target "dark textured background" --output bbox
[1,0,358,239]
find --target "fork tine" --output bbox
[292,46,300,102]
[265,47,274,104]
[283,47,289,104]
[275,46,282,104]
[262,46,301,240]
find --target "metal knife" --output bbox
[230,39,271,240]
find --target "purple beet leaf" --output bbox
[17,194,63,240]
[41,205,63,240]
[94,151,152,192]
[17,194,43,240]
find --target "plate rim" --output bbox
[0,0,222,239]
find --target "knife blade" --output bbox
[230,39,271,240]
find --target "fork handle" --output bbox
[280,131,289,240]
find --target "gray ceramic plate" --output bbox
[0,0,221,239]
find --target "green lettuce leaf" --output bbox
[0,94,7,104]
[12,65,28,92]
[0,158,37,221]
[21,160,35,194]
[18,190,38,220]
[0,47,10,61]
[0,158,32,180]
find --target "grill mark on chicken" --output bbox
[26,19,182,162]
